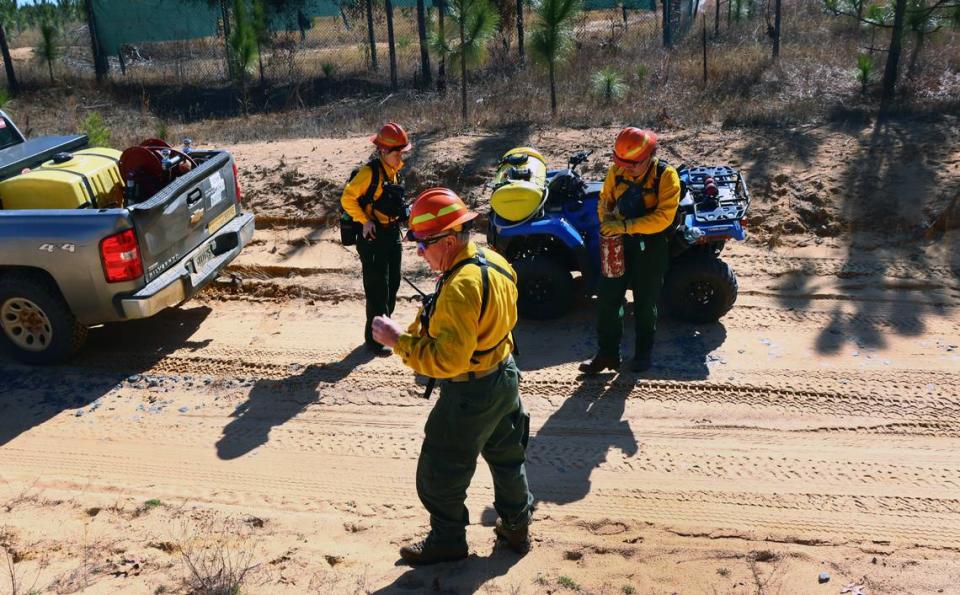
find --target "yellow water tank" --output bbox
[490,147,548,223]
[0,148,124,210]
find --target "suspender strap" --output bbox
[358,158,381,211]
[615,160,666,195]
[420,248,518,397]
[426,248,516,358]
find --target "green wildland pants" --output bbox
[597,233,670,359]
[356,224,402,345]
[416,356,534,546]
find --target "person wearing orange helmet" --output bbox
[341,122,412,354]
[580,127,681,374]
[371,187,534,565]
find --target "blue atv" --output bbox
[486,150,750,323]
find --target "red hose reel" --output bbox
[119,139,196,204]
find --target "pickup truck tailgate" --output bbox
[128,151,240,283]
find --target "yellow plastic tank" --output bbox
[0,148,124,210]
[490,147,548,222]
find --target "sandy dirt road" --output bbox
[2,128,960,594]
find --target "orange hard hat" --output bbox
[613,127,657,168]
[407,187,477,240]
[371,122,412,152]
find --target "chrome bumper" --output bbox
[119,212,255,319]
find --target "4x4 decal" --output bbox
[38,243,76,253]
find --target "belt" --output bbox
[448,359,508,383]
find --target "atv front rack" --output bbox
[679,166,751,243]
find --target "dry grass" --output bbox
[3,1,958,146]
[46,524,118,595]
[177,517,258,595]
[3,527,43,595]
[1,480,62,513]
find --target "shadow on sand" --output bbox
[0,305,212,446]
[216,344,378,459]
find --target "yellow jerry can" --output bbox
[490,147,548,223]
[0,148,124,210]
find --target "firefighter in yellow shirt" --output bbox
[580,127,681,374]
[372,188,534,565]
[341,122,411,354]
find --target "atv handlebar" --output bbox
[568,150,593,170]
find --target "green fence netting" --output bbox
[92,0,657,55]
[95,0,429,55]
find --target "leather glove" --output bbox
[600,219,627,237]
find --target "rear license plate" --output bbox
[192,244,215,273]
[207,207,236,235]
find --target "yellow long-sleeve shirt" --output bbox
[394,242,518,378]
[598,157,681,235]
[339,156,403,226]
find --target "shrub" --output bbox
[155,120,168,142]
[81,113,112,147]
[856,53,873,94]
[591,66,628,103]
[635,64,648,84]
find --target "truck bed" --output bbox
[0,149,251,325]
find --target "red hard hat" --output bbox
[407,187,477,240]
[371,122,412,152]
[613,127,657,168]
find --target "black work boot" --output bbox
[494,519,531,554]
[364,341,390,356]
[578,354,620,375]
[629,352,652,373]
[399,535,468,566]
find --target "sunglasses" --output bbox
[414,233,453,251]
[616,153,654,167]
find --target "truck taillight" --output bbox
[232,162,242,204]
[100,229,143,283]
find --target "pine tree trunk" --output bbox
[881,0,908,112]
[437,0,447,93]
[385,0,398,90]
[240,73,248,115]
[702,15,707,82]
[0,23,18,93]
[366,0,378,71]
[549,60,557,116]
[221,0,235,80]
[663,0,672,47]
[714,0,720,38]
[416,0,432,86]
[772,0,781,60]
[258,45,265,85]
[516,0,525,63]
[48,59,54,83]
[460,16,468,120]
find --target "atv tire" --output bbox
[0,272,87,365]
[663,256,738,323]
[513,254,574,320]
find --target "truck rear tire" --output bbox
[513,254,574,320]
[0,273,87,364]
[663,256,738,323]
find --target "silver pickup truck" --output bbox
[0,111,254,364]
